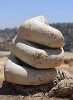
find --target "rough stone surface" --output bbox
[11,36,64,69]
[49,79,73,98]
[19,16,64,48]
[4,54,57,85]
[31,16,49,25]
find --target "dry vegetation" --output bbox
[0,52,73,100]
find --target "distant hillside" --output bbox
[0,27,18,42]
[0,23,73,51]
[50,23,73,51]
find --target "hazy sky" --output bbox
[0,0,73,29]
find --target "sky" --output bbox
[0,0,73,29]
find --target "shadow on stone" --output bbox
[0,81,53,96]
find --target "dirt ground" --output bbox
[0,52,73,100]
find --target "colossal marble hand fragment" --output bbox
[4,16,73,97]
